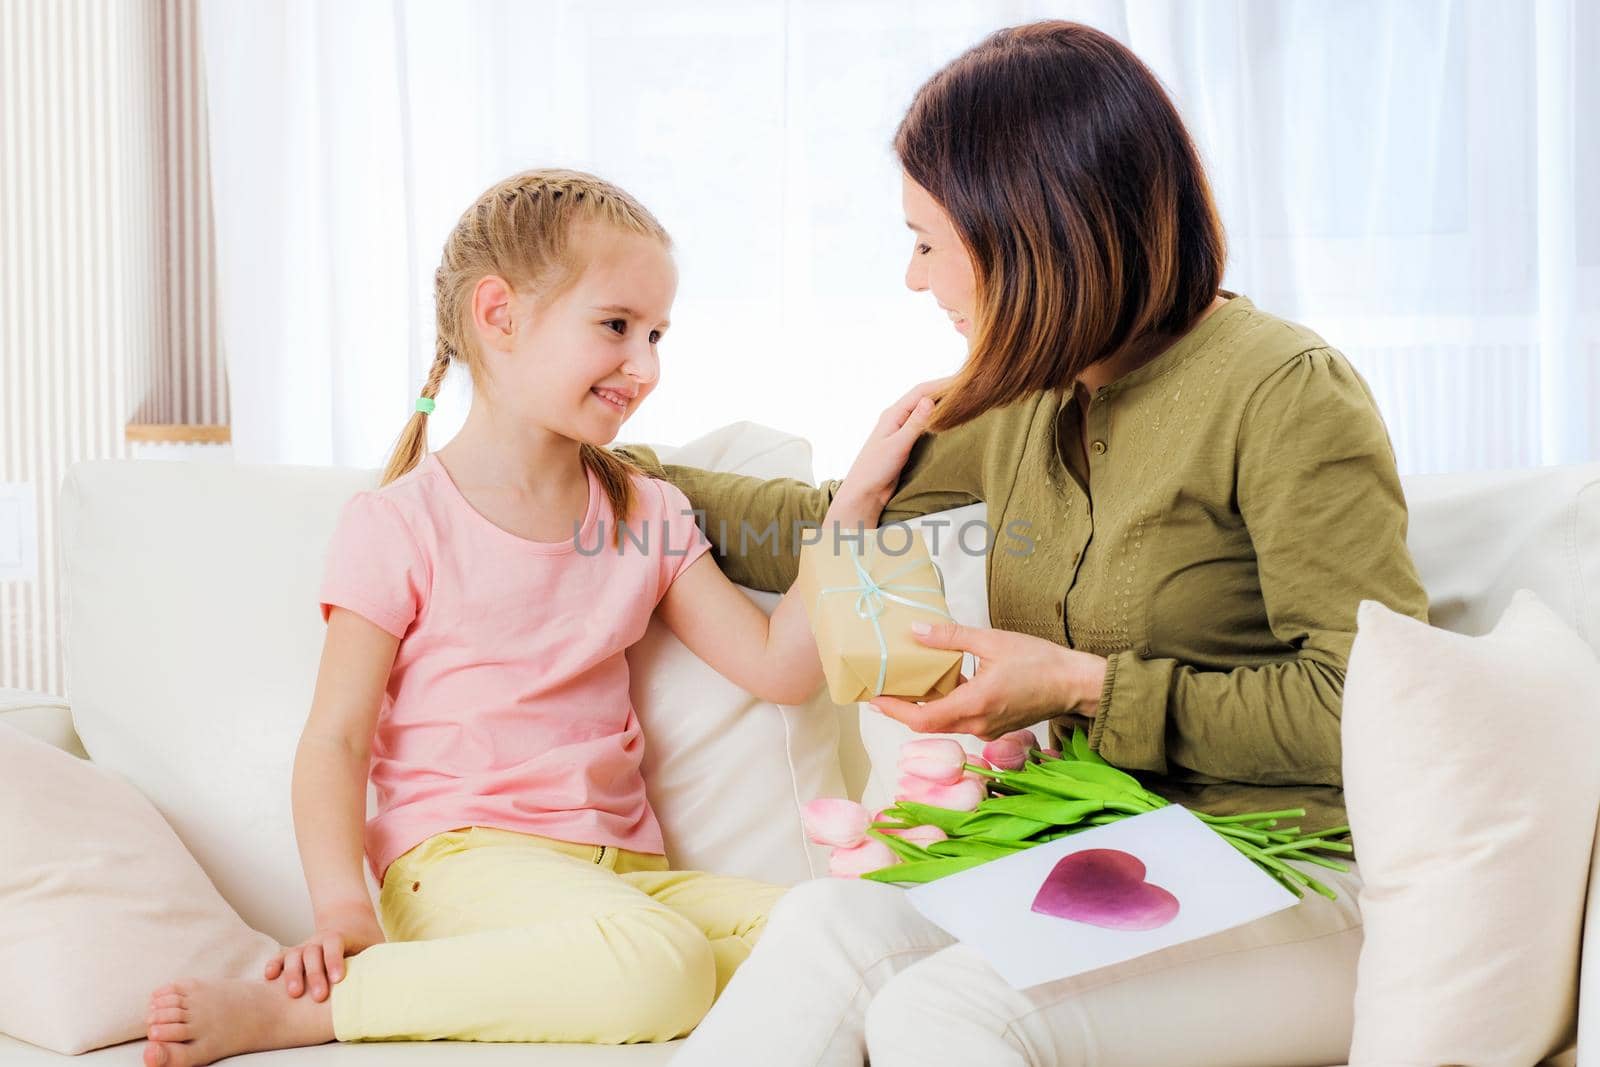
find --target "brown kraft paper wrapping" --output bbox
[795,526,964,705]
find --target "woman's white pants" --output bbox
[670,858,1362,1067]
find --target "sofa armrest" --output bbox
[0,689,88,759]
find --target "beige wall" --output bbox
[1,0,226,695]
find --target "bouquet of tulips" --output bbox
[803,727,1355,901]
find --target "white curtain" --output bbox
[200,0,1598,478]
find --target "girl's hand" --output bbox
[832,377,953,521]
[867,622,1109,741]
[265,900,386,1001]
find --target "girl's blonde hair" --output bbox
[381,168,672,545]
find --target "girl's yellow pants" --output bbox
[328,825,788,1044]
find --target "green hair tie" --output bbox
[415,396,436,414]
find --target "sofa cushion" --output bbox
[58,421,844,948]
[0,722,279,1055]
[1401,462,1600,655]
[1342,592,1600,1065]
[0,1031,679,1065]
[0,688,85,758]
[630,426,847,883]
[1579,807,1600,1065]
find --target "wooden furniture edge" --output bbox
[125,424,233,445]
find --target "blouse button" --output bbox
[1091,440,1107,455]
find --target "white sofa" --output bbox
[2,421,1595,1066]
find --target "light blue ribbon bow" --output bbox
[815,541,954,698]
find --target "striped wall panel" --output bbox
[0,0,226,696]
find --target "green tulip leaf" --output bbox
[950,811,1052,841]
[1034,825,1098,842]
[1000,771,1143,807]
[924,838,1020,859]
[888,801,982,835]
[1032,757,1149,797]
[860,855,990,885]
[1069,724,1107,764]
[865,829,936,864]
[978,795,1104,824]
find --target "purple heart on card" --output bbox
[1030,848,1180,931]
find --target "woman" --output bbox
[620,21,1429,1067]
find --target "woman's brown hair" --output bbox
[381,168,670,545]
[895,20,1226,431]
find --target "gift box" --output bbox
[796,525,964,705]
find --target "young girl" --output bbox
[139,168,941,1067]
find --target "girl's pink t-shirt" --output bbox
[317,452,712,886]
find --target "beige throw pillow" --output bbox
[1342,591,1600,1066]
[0,722,278,1055]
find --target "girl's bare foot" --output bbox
[141,973,336,1067]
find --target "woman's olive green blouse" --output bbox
[616,294,1430,843]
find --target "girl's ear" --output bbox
[470,275,517,352]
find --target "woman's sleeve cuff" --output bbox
[1087,651,1118,751]
[1087,650,1173,775]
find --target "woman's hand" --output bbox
[830,376,953,523]
[265,899,386,1001]
[867,621,1109,740]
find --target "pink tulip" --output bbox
[1040,748,1062,759]
[896,738,969,784]
[902,824,949,847]
[870,808,913,833]
[880,823,948,848]
[982,729,1038,771]
[802,797,870,848]
[982,738,1028,770]
[828,838,899,878]
[895,773,986,811]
